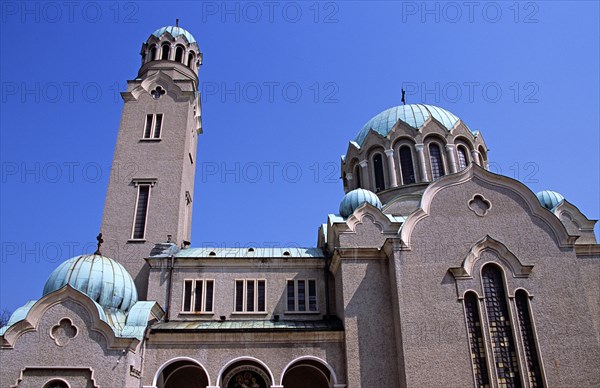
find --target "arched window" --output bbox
[149,46,157,62]
[161,44,170,60]
[482,265,521,387]
[515,290,544,387]
[373,154,385,192]
[175,46,184,63]
[399,146,416,184]
[44,380,69,388]
[188,52,195,68]
[429,143,445,180]
[354,165,361,189]
[478,146,488,168]
[457,146,469,171]
[464,292,490,387]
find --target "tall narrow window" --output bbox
[429,143,445,180]
[143,114,153,138]
[149,46,157,62]
[464,292,490,387]
[175,46,184,63]
[153,114,163,138]
[188,52,195,68]
[234,279,266,313]
[182,280,214,313]
[161,43,170,60]
[482,265,521,388]
[515,290,544,387]
[354,165,361,189]
[458,146,469,171]
[399,146,416,184]
[132,185,150,239]
[142,114,163,139]
[287,279,318,312]
[373,154,385,192]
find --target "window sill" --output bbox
[179,312,214,316]
[139,138,162,142]
[230,312,268,316]
[127,239,146,243]
[284,311,320,315]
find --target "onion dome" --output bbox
[536,190,565,210]
[43,254,138,311]
[355,104,467,146]
[152,25,196,43]
[339,188,383,217]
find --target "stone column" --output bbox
[384,149,398,188]
[415,144,429,182]
[445,144,458,174]
[471,150,482,166]
[359,160,369,190]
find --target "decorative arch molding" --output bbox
[151,356,211,387]
[1,285,139,351]
[279,356,345,387]
[11,366,99,388]
[399,163,577,250]
[215,356,275,387]
[344,203,401,235]
[124,72,194,102]
[449,235,533,280]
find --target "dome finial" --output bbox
[94,232,103,255]
[401,88,406,105]
[176,18,179,27]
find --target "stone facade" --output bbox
[1,25,599,388]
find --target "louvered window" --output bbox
[142,114,163,139]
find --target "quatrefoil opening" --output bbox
[468,194,491,217]
[50,318,78,347]
[151,86,166,99]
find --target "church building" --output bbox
[1,25,599,388]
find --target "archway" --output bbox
[281,357,337,388]
[155,359,210,388]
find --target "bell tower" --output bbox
[100,24,202,298]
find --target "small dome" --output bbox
[355,104,466,146]
[536,190,565,210]
[340,188,382,217]
[43,254,138,311]
[152,26,196,43]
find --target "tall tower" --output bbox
[100,25,202,298]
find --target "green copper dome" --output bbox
[536,190,565,210]
[152,26,196,43]
[340,188,382,217]
[43,254,138,311]
[355,104,463,146]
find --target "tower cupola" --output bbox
[140,22,202,76]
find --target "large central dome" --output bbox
[355,104,462,146]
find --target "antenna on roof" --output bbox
[401,88,406,105]
[94,232,103,255]
[176,18,179,27]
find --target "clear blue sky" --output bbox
[1,1,598,313]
